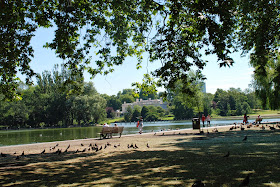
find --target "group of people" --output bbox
[201,114,211,127]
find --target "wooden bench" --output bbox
[99,126,124,139]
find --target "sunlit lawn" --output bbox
[0,128,280,186]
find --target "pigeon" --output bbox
[81,143,84,146]
[270,126,275,130]
[239,173,252,186]
[223,151,230,157]
[15,156,20,160]
[243,135,247,141]
[192,180,205,187]
[66,144,70,149]
[56,143,59,147]
[21,151,24,156]
[41,149,45,154]
[147,143,150,148]
[135,144,138,149]
[1,152,7,157]
[114,145,117,148]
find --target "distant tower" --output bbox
[201,82,206,93]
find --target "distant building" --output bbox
[122,98,168,113]
[201,82,206,93]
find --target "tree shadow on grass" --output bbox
[0,130,279,186]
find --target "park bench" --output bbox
[99,126,124,139]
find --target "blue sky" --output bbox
[27,27,254,95]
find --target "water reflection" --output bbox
[0,118,279,146]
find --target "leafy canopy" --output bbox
[1,0,280,104]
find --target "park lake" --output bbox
[0,118,279,146]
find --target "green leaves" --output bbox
[2,0,280,107]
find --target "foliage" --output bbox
[213,88,258,116]
[251,54,280,109]
[131,105,141,121]
[0,66,106,128]
[124,106,133,122]
[2,0,280,107]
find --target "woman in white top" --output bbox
[206,115,211,127]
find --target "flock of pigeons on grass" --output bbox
[0,141,151,161]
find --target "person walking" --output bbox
[201,114,206,127]
[138,118,144,134]
[206,115,211,127]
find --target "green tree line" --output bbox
[0,66,107,129]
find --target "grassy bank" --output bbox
[104,110,280,123]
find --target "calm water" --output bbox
[0,118,279,146]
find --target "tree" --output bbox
[141,106,149,119]
[2,0,280,105]
[124,106,133,122]
[106,95,122,111]
[131,105,141,121]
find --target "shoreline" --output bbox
[0,123,260,154]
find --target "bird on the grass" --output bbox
[135,144,138,149]
[21,151,24,156]
[15,156,20,160]
[147,143,150,148]
[239,173,252,186]
[13,152,17,154]
[75,149,79,153]
[66,144,70,149]
[82,148,86,152]
[243,135,247,141]
[104,144,107,149]
[223,151,230,157]
[56,143,59,147]
[41,149,45,154]
[270,126,275,130]
[192,180,205,187]
[81,143,84,146]
[127,144,130,148]
[99,146,102,151]
[89,143,92,147]
[114,145,117,148]
[1,152,7,157]
[55,149,61,155]
[130,143,134,148]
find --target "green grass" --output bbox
[101,117,125,124]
